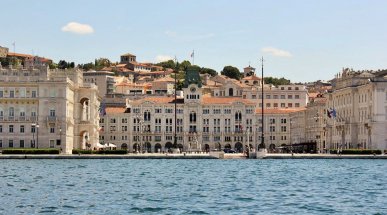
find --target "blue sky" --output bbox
[1,0,387,82]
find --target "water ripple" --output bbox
[0,159,386,214]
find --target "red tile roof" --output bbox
[255,108,306,114]
[105,107,126,114]
[202,97,255,105]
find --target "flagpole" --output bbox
[260,56,265,150]
[191,50,195,65]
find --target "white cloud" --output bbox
[155,55,173,63]
[61,22,94,35]
[261,47,292,57]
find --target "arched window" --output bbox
[235,111,242,121]
[80,98,90,121]
[144,111,151,121]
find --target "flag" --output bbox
[190,50,194,58]
[327,109,332,118]
[332,108,337,118]
[99,101,106,116]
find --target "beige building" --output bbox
[99,68,299,152]
[0,46,9,58]
[83,70,115,98]
[0,65,100,154]
[325,69,387,150]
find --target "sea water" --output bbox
[0,159,386,214]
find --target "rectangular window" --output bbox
[10,90,15,98]
[32,91,37,98]
[0,125,2,132]
[0,140,2,148]
[20,125,25,133]
[295,95,300,99]
[20,140,25,148]
[281,103,285,107]
[280,95,285,99]
[9,125,14,133]
[0,91,3,97]
[50,140,55,148]
[288,95,293,99]
[50,109,56,117]
[203,109,209,114]
[295,103,300,107]
[50,127,55,133]
[9,140,14,148]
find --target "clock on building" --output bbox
[190,87,196,93]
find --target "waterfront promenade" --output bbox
[0,153,386,159]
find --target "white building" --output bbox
[0,65,100,154]
[325,69,387,150]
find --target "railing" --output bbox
[47,116,57,122]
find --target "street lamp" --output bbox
[59,126,62,152]
[290,119,293,154]
[270,120,274,150]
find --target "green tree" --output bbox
[58,60,68,69]
[95,58,111,70]
[157,60,176,70]
[48,62,58,69]
[200,67,217,76]
[58,60,75,69]
[179,60,191,71]
[221,66,241,80]
[264,77,291,86]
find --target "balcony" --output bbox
[47,116,57,123]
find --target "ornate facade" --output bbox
[0,65,100,154]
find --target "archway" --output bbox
[121,143,128,150]
[165,142,173,150]
[133,143,139,152]
[235,142,243,153]
[204,144,210,152]
[269,144,276,152]
[224,143,231,149]
[155,143,162,153]
[144,142,151,153]
[80,131,90,149]
[177,143,184,152]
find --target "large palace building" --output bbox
[0,65,100,154]
[99,67,300,153]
